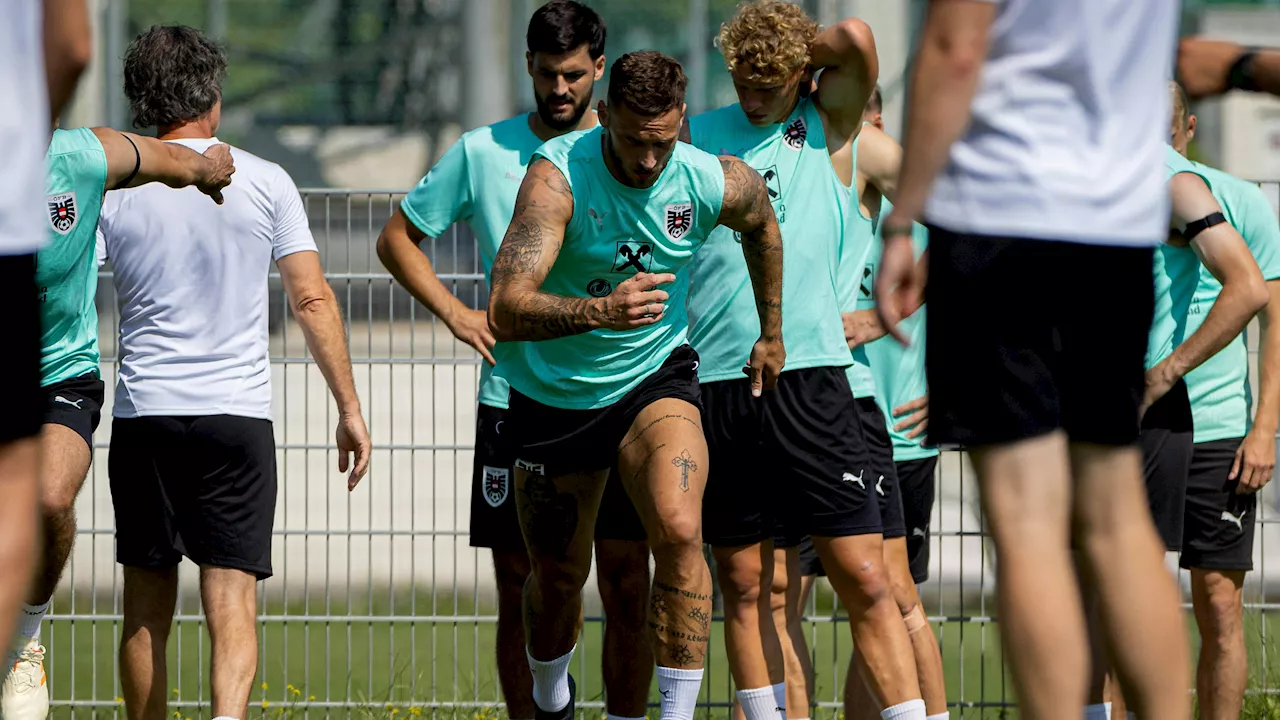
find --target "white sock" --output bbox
[926,714,951,720]
[771,683,787,720]
[880,699,926,720]
[657,666,703,720]
[213,716,239,720]
[527,645,574,712]
[737,687,782,720]
[17,601,49,645]
[1084,703,1111,720]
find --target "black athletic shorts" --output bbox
[1140,379,1193,552]
[505,345,701,477]
[43,372,105,449]
[109,415,278,579]
[926,229,1154,448]
[1181,437,1255,571]
[856,397,906,540]
[795,456,938,583]
[702,367,880,547]
[1,254,41,444]
[471,403,646,550]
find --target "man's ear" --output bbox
[526,51,534,78]
[1188,115,1198,145]
[597,100,610,127]
[594,54,605,81]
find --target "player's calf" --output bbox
[1190,568,1247,720]
[595,538,653,720]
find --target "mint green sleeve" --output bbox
[1237,182,1280,281]
[400,138,474,238]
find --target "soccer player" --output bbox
[1,127,235,719]
[1171,82,1280,720]
[685,3,927,718]
[877,0,1250,716]
[0,0,88,689]
[97,26,371,720]
[375,4,654,719]
[487,51,784,720]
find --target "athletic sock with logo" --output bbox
[13,600,49,654]
[1084,703,1111,720]
[770,683,787,720]
[880,699,926,720]
[526,645,574,712]
[657,667,702,720]
[737,686,782,720]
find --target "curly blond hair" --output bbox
[716,0,819,85]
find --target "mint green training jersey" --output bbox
[686,98,852,383]
[838,128,877,398]
[1147,146,1207,370]
[40,127,108,386]
[859,201,939,462]
[1184,162,1280,443]
[501,127,725,409]
[401,114,560,409]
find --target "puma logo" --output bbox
[588,207,611,230]
[53,395,83,409]
[659,688,671,699]
[912,527,927,539]
[842,470,865,490]
[1222,509,1247,532]
[875,475,885,497]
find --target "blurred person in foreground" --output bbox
[3,119,236,720]
[488,50,784,720]
[0,0,89,690]
[684,2,930,717]
[97,26,370,720]
[375,3,655,718]
[876,0,1191,717]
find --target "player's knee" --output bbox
[531,558,591,601]
[649,512,703,560]
[717,556,765,608]
[842,558,893,610]
[40,477,80,520]
[1199,579,1244,637]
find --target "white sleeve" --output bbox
[96,196,114,268]
[270,165,319,261]
[95,227,108,268]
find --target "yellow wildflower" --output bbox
[309,696,317,702]
[262,701,271,709]
[262,683,269,691]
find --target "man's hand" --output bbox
[598,272,677,331]
[892,394,929,441]
[1140,360,1180,420]
[445,307,497,365]
[196,144,235,204]
[873,214,925,346]
[1178,38,1246,100]
[337,411,372,491]
[744,336,785,397]
[843,309,886,349]
[1232,428,1276,494]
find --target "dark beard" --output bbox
[535,91,592,131]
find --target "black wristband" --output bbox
[1228,49,1261,93]
[115,133,142,189]
[1184,211,1226,243]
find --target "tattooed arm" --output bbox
[488,158,676,341]
[717,156,786,395]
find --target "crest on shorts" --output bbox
[665,203,693,240]
[482,466,509,507]
[47,192,78,235]
[783,117,807,150]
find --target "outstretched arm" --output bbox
[717,156,785,394]
[488,159,674,341]
[1147,173,1269,411]
[92,128,236,203]
[809,18,879,137]
[1178,38,1280,100]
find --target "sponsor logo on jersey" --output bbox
[586,278,613,297]
[47,192,78,235]
[482,466,509,507]
[664,203,693,240]
[612,241,654,273]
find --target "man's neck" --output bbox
[528,109,598,143]
[157,118,216,141]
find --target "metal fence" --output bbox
[51,187,1280,719]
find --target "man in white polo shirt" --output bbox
[876,0,1190,717]
[97,26,371,720]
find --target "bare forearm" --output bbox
[1169,285,1261,380]
[377,234,469,324]
[1255,296,1280,435]
[44,0,91,124]
[742,227,783,340]
[894,38,984,220]
[491,288,603,341]
[295,292,361,415]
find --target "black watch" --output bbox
[1228,49,1261,93]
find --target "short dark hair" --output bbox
[123,25,227,129]
[527,0,606,60]
[866,85,882,115]
[607,51,687,117]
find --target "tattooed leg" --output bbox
[515,467,609,661]
[617,399,713,669]
[713,542,785,690]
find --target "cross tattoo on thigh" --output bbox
[672,450,697,492]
